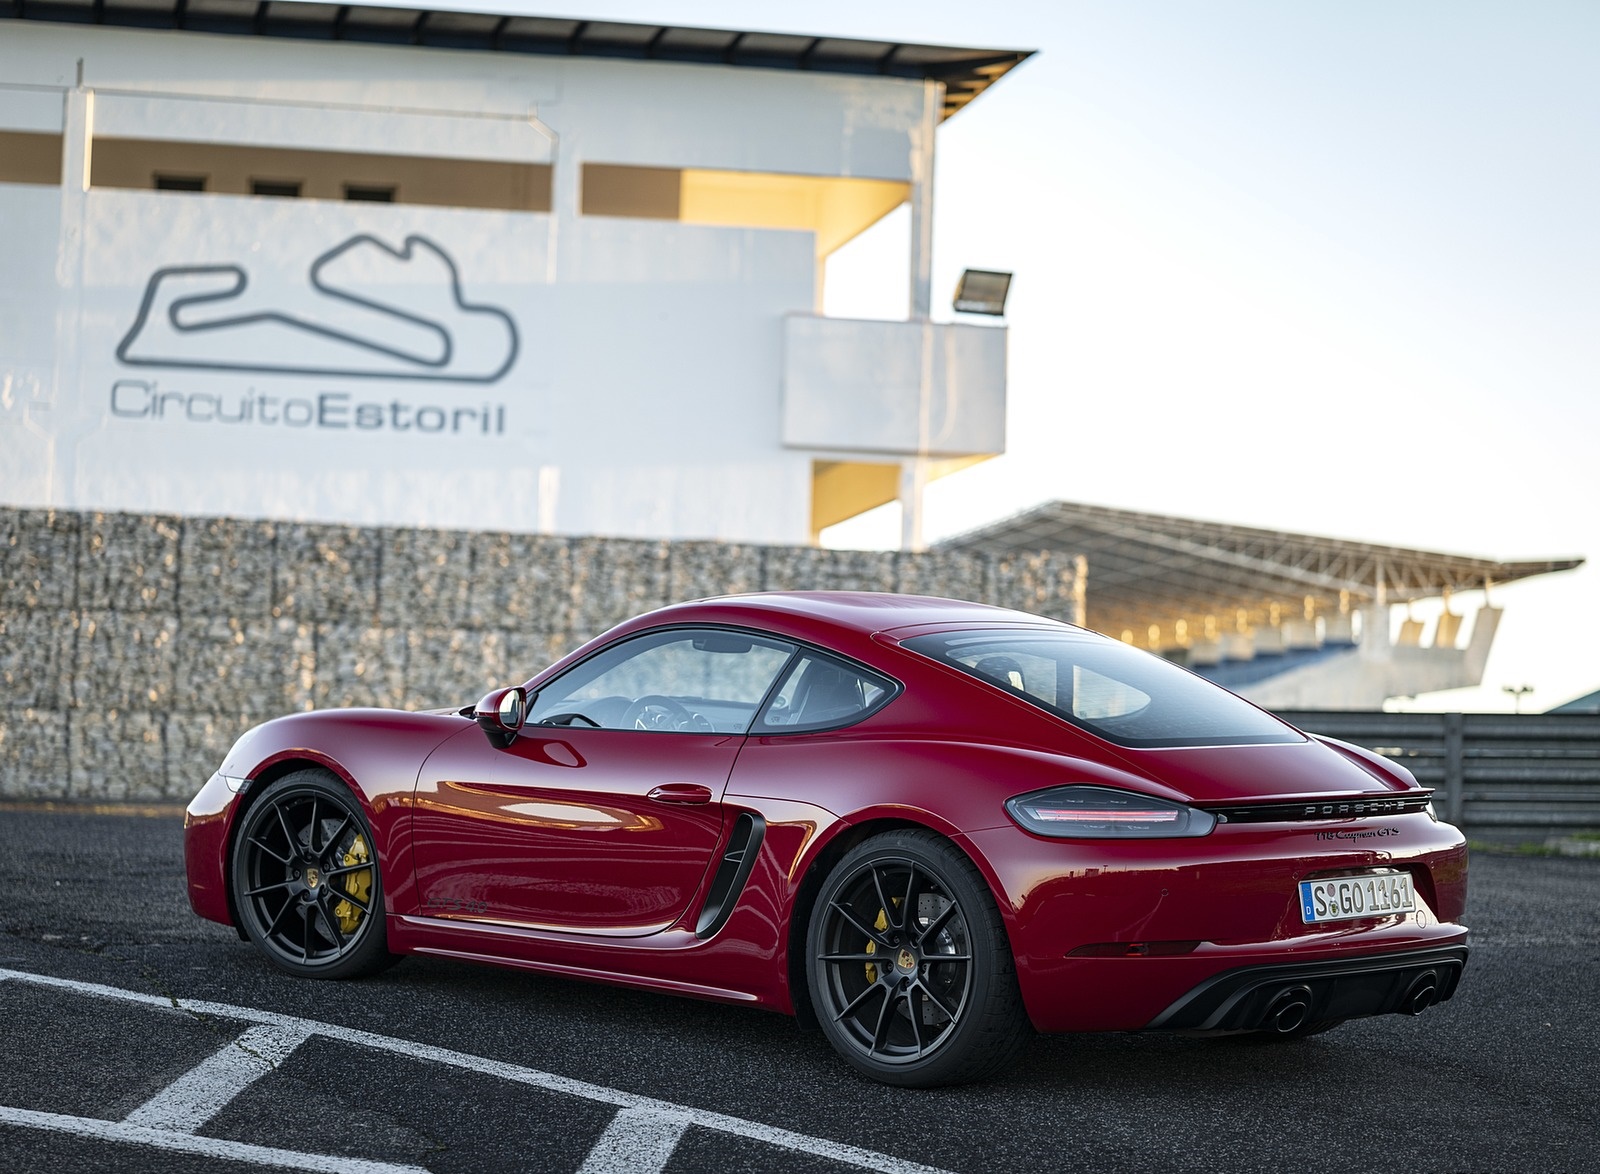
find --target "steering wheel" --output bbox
[621,694,696,731]
[533,711,601,728]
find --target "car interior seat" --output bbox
[972,655,1026,692]
[790,661,866,726]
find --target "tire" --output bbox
[230,768,395,980]
[806,829,1030,1087]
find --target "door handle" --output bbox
[647,783,713,805]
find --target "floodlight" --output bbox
[952,269,1013,316]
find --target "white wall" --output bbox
[0,184,62,500]
[0,22,927,543]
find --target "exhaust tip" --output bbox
[1266,985,1313,1034]
[1403,970,1439,1016]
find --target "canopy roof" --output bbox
[1549,688,1600,715]
[4,1,1032,120]
[940,500,1585,641]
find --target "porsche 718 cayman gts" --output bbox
[186,592,1468,1085]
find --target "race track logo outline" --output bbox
[115,234,519,383]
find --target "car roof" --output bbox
[646,591,1066,637]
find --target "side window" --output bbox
[525,629,794,734]
[755,653,896,733]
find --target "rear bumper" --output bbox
[959,815,1470,1032]
[1146,944,1468,1032]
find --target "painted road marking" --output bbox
[123,1023,313,1132]
[0,1105,427,1174]
[0,968,954,1174]
[577,1107,694,1174]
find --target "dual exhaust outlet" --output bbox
[1263,985,1315,1034]
[1261,970,1439,1033]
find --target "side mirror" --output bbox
[474,686,527,748]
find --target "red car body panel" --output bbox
[411,725,733,933]
[394,788,847,1013]
[185,709,466,926]
[185,592,1469,1033]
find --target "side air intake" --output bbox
[695,812,766,939]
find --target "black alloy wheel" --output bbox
[807,829,1029,1086]
[231,769,394,979]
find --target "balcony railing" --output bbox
[781,315,1006,458]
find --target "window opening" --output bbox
[526,629,796,735]
[154,174,206,192]
[903,630,1303,749]
[344,184,395,203]
[251,178,302,198]
[755,653,896,733]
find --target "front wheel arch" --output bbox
[223,755,372,930]
[228,766,396,979]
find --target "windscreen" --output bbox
[902,629,1303,749]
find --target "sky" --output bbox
[362,0,1599,711]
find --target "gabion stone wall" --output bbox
[0,507,1083,801]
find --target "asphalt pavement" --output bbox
[1,804,1596,1174]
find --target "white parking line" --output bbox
[577,1107,693,1174]
[0,1105,428,1174]
[124,1023,313,1132]
[0,968,954,1174]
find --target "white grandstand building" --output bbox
[0,2,1026,545]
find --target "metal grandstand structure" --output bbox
[940,500,1585,648]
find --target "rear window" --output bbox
[901,629,1303,749]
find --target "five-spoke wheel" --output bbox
[230,769,393,979]
[807,830,1028,1086]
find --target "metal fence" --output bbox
[1277,711,1600,838]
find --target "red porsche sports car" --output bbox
[186,592,1468,1086]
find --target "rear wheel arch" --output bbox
[786,817,1012,1031]
[801,825,1031,1084]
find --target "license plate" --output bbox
[1299,870,1415,924]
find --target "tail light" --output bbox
[1006,785,1217,839]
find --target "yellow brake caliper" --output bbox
[333,833,372,934]
[863,900,900,983]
